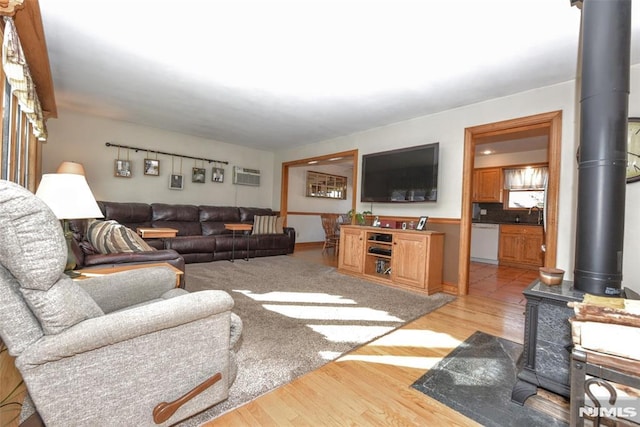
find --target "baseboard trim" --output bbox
[295,242,324,250]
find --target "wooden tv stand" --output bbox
[338,225,444,295]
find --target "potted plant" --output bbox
[347,209,373,226]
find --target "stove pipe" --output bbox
[574,0,631,296]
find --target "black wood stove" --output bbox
[511,280,584,404]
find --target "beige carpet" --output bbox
[179,255,455,426]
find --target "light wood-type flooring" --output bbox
[206,247,568,426]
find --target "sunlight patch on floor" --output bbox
[262,305,404,322]
[318,350,343,360]
[369,329,462,349]
[233,290,356,304]
[337,354,443,370]
[307,324,396,344]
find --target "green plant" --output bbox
[347,209,372,225]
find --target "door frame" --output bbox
[459,111,562,295]
[279,149,359,223]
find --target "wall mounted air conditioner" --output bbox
[233,166,261,186]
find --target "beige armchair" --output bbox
[0,180,241,426]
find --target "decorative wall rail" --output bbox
[105,142,228,164]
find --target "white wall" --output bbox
[288,163,353,243]
[273,65,640,293]
[273,79,581,285]
[287,164,353,213]
[43,110,275,208]
[42,66,640,293]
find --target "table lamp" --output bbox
[35,167,104,272]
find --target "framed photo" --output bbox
[169,174,184,190]
[114,159,132,178]
[212,167,225,183]
[192,167,206,183]
[144,159,160,176]
[416,216,429,231]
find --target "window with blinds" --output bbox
[503,166,548,209]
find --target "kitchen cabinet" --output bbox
[498,224,544,269]
[473,167,503,203]
[338,225,444,295]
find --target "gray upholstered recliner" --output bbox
[0,180,242,426]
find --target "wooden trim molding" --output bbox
[295,242,324,250]
[459,110,562,296]
[286,211,461,226]
[280,149,359,229]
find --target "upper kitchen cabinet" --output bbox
[473,167,503,203]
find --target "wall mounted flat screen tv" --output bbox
[361,143,439,203]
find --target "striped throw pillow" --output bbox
[87,220,155,253]
[252,215,278,235]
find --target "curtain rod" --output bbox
[105,142,229,165]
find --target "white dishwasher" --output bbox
[471,223,500,264]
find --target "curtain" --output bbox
[2,17,47,141]
[503,166,548,190]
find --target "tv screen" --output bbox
[361,143,439,203]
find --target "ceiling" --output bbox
[39,1,640,151]
[475,127,549,156]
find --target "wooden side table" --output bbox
[224,223,253,262]
[75,262,184,288]
[136,227,178,239]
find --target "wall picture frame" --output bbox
[192,167,206,183]
[416,216,429,231]
[212,167,225,183]
[144,158,160,176]
[114,159,132,178]
[169,174,184,190]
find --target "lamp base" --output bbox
[62,219,78,273]
[64,270,81,278]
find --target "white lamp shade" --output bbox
[35,173,104,219]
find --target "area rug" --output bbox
[178,255,455,426]
[411,331,567,427]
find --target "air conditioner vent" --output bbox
[233,166,261,186]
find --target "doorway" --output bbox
[279,149,359,229]
[459,111,562,295]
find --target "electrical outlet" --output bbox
[480,209,487,215]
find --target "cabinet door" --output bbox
[338,228,365,273]
[473,168,503,203]
[498,231,522,264]
[392,233,427,288]
[521,233,544,266]
[499,225,544,268]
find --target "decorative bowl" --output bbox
[539,267,565,286]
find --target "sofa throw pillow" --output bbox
[252,215,278,235]
[275,216,285,234]
[87,220,156,253]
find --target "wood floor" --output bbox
[206,247,566,426]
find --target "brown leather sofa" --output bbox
[70,201,295,271]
